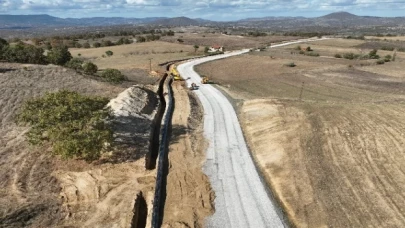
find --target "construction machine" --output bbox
[170,65,184,81]
[190,83,199,90]
[201,76,213,84]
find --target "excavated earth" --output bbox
[0,63,159,227]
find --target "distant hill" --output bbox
[320,12,359,20]
[1,12,405,32]
[0,14,166,28]
[149,17,200,26]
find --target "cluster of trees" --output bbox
[246,31,268,37]
[17,90,113,161]
[1,37,125,84]
[334,49,394,64]
[0,38,72,65]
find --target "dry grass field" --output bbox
[195,38,405,227]
[160,33,301,50]
[70,41,201,74]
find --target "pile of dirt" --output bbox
[0,63,159,227]
[54,86,161,227]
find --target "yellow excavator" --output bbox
[201,76,213,84]
[170,65,183,81]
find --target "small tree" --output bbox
[47,46,72,66]
[83,42,91,48]
[105,50,113,57]
[101,69,125,83]
[65,58,84,70]
[204,46,209,53]
[194,45,199,53]
[83,62,98,75]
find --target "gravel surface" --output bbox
[176,38,330,227]
[178,51,284,228]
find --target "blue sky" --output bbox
[0,0,404,20]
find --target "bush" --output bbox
[105,50,113,56]
[65,58,84,70]
[295,45,301,50]
[306,46,312,51]
[334,53,342,58]
[381,46,395,51]
[17,90,112,161]
[83,62,98,74]
[343,53,356,60]
[305,52,319,57]
[177,38,184,43]
[384,55,392,62]
[376,59,385,65]
[2,43,47,64]
[101,68,125,83]
[93,42,101,48]
[47,46,72,65]
[285,62,296,67]
[83,42,91,48]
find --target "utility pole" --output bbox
[149,58,153,72]
[299,82,305,101]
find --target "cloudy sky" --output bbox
[0,0,404,20]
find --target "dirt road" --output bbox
[162,82,214,227]
[177,51,284,228]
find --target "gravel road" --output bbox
[177,38,329,228]
[178,50,284,228]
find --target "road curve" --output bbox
[177,38,330,228]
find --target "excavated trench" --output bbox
[131,191,148,228]
[145,73,167,170]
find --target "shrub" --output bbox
[343,53,356,60]
[295,45,301,50]
[376,59,385,65]
[306,46,312,51]
[47,46,72,65]
[83,62,98,74]
[177,38,184,43]
[334,53,342,58]
[65,58,84,70]
[93,42,101,48]
[285,62,296,67]
[17,90,113,161]
[368,49,380,59]
[384,55,392,62]
[105,50,113,56]
[381,46,394,51]
[83,42,91,48]
[305,52,319,57]
[101,68,125,83]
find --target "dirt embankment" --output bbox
[0,63,159,227]
[162,82,214,227]
[241,100,405,227]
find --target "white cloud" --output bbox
[1,0,404,19]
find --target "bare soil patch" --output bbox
[0,63,157,227]
[196,38,405,227]
[162,82,214,227]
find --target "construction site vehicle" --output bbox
[190,83,199,90]
[170,66,184,81]
[201,76,213,84]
